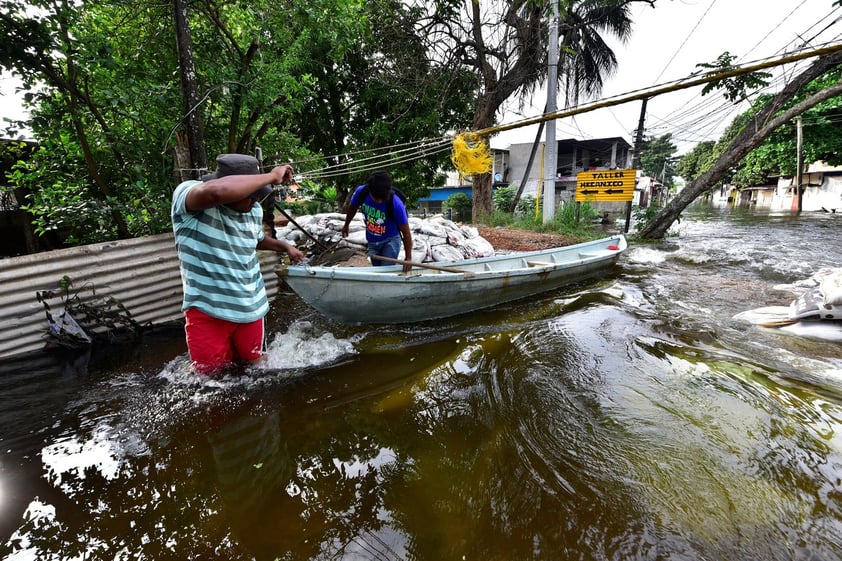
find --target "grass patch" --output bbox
[480,201,603,240]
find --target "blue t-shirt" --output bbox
[349,185,408,242]
[171,180,268,323]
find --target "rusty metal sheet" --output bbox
[0,233,281,360]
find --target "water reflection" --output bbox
[3,209,842,560]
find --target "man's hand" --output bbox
[257,237,305,262]
[270,165,294,185]
[286,245,305,263]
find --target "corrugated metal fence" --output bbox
[0,233,280,360]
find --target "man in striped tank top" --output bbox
[172,153,305,374]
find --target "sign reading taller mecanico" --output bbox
[575,168,636,202]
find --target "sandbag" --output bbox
[820,270,842,306]
[431,244,464,262]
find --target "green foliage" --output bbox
[675,141,716,183]
[482,210,517,228]
[516,195,537,217]
[492,185,515,212]
[632,203,681,236]
[0,0,473,247]
[637,134,679,189]
[12,135,171,245]
[444,192,472,222]
[632,204,662,231]
[36,275,142,347]
[281,0,474,204]
[554,201,600,228]
[480,201,601,238]
[280,179,338,216]
[697,52,772,103]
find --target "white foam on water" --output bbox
[625,246,666,265]
[139,321,361,419]
[261,320,358,370]
[156,320,358,384]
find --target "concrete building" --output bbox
[507,137,633,204]
[421,137,634,214]
[712,162,842,212]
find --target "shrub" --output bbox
[444,192,472,222]
[492,185,515,212]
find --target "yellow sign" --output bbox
[575,168,636,202]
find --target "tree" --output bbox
[697,52,772,104]
[674,141,716,184]
[412,0,654,221]
[279,0,475,206]
[0,1,215,243]
[728,68,842,187]
[637,49,842,239]
[172,0,207,179]
[0,0,472,246]
[0,0,137,239]
[637,133,678,190]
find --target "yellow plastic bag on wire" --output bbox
[451,133,492,176]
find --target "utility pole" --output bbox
[632,98,647,168]
[542,2,559,223]
[796,116,803,213]
[625,97,648,233]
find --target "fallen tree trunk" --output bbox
[637,50,842,240]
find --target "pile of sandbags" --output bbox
[275,213,495,263]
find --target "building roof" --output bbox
[508,136,632,150]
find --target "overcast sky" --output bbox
[2,1,840,153]
[0,71,27,126]
[493,0,842,154]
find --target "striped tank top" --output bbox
[171,180,268,323]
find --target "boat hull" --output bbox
[279,235,626,324]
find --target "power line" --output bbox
[657,4,841,148]
[652,0,719,84]
[479,42,842,138]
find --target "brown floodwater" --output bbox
[2,206,842,560]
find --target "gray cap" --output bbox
[201,154,272,198]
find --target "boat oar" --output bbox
[756,318,801,328]
[372,255,475,276]
[273,202,332,251]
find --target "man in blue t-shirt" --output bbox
[341,171,413,273]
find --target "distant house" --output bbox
[416,186,473,215]
[728,162,842,212]
[421,137,636,215]
[0,139,45,256]
[635,175,664,207]
[418,148,510,214]
[506,137,633,204]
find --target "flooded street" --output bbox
[2,205,842,560]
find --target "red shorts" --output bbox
[184,308,265,374]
